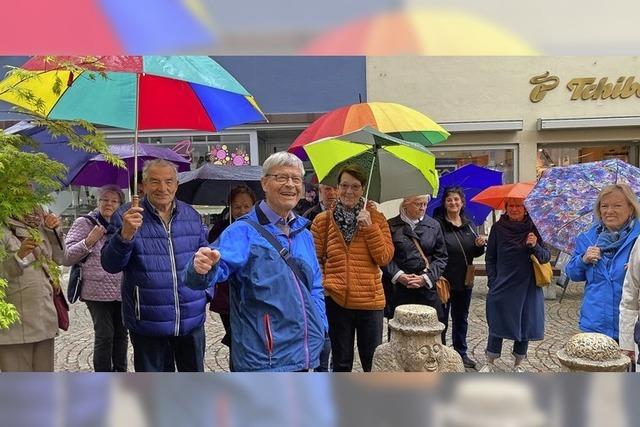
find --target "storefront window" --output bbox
[430,146,516,184]
[536,143,634,178]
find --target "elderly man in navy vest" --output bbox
[102,159,209,372]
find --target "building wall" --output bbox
[366,57,640,180]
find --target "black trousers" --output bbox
[129,324,205,372]
[441,287,473,355]
[85,300,128,372]
[325,296,383,372]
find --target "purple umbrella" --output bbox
[71,143,191,188]
[427,163,503,225]
[4,121,95,187]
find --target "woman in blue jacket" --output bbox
[566,184,640,342]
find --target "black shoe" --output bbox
[461,355,477,369]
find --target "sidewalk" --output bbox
[54,277,583,372]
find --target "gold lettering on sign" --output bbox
[566,77,640,100]
[529,72,560,103]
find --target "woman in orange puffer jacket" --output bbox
[312,164,394,372]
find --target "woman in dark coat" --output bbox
[382,195,448,327]
[480,197,550,373]
[435,187,486,369]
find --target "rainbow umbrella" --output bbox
[303,126,438,203]
[0,0,214,54]
[302,9,538,55]
[289,101,449,160]
[0,55,266,195]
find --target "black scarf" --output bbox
[333,198,365,244]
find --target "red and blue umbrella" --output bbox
[427,163,503,225]
[0,55,266,196]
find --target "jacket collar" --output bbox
[254,201,308,234]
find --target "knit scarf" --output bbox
[596,218,635,258]
[333,198,364,244]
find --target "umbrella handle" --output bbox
[132,195,139,208]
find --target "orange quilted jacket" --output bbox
[311,208,394,310]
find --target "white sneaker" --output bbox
[513,365,527,373]
[478,363,497,373]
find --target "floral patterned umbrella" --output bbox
[524,159,640,253]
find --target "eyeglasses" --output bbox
[99,198,120,205]
[338,183,363,192]
[265,174,303,185]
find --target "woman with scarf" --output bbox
[64,185,127,372]
[480,197,550,373]
[382,195,448,335]
[0,208,65,371]
[312,164,394,372]
[567,184,640,355]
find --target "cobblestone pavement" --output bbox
[55,277,583,372]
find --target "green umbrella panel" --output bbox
[303,126,439,203]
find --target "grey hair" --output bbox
[399,194,430,212]
[142,159,178,182]
[262,151,305,178]
[97,184,125,204]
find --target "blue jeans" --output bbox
[486,335,529,361]
[441,288,473,357]
[130,324,206,372]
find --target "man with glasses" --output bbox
[185,152,328,372]
[101,159,209,372]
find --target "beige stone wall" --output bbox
[366,57,640,181]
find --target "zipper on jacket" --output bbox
[134,285,141,320]
[166,218,180,337]
[287,234,310,369]
[154,209,180,337]
[263,313,274,366]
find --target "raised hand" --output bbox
[193,247,221,274]
[121,207,144,241]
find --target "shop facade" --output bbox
[365,56,640,182]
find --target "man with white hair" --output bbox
[184,151,328,372]
[101,159,209,372]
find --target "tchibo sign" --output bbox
[529,71,640,103]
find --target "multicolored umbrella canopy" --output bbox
[303,126,438,203]
[471,182,534,210]
[0,56,265,132]
[525,159,640,253]
[71,143,191,188]
[289,102,449,160]
[302,9,538,55]
[427,164,503,225]
[0,1,214,54]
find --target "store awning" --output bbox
[538,116,640,130]
[439,120,523,133]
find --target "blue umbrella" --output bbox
[4,121,94,187]
[427,163,503,225]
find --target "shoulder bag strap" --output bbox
[452,228,470,266]
[242,219,307,285]
[79,215,100,264]
[411,237,429,270]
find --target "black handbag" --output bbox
[67,215,99,303]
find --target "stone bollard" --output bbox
[372,304,464,372]
[557,332,630,372]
